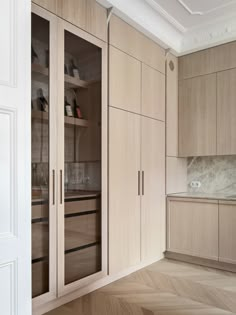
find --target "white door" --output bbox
[0,1,31,314]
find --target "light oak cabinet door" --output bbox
[32,0,58,14]
[109,107,141,274]
[141,64,165,121]
[109,15,165,74]
[219,201,236,264]
[57,0,107,42]
[109,46,141,114]
[167,198,219,260]
[217,69,236,155]
[141,117,165,261]
[179,74,217,157]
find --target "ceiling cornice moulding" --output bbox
[145,0,186,33]
[97,0,236,55]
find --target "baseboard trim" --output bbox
[165,251,236,273]
[33,255,164,315]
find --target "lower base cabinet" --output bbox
[219,201,236,264]
[167,198,219,260]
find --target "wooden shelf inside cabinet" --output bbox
[64,74,99,90]
[32,64,49,84]
[64,116,89,127]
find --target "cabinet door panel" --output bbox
[219,202,236,264]
[31,6,58,302]
[142,64,165,121]
[109,15,165,73]
[32,0,58,14]
[109,46,141,114]
[109,107,141,274]
[179,74,217,157]
[167,199,218,260]
[141,117,165,261]
[57,0,107,42]
[217,69,236,155]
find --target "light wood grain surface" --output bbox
[166,54,178,157]
[219,201,236,264]
[179,74,217,157]
[109,15,165,74]
[45,259,236,315]
[109,45,141,114]
[167,198,219,260]
[109,107,141,275]
[141,117,165,261]
[141,63,165,121]
[217,68,236,155]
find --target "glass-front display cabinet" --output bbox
[31,4,107,304]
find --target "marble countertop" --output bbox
[167,192,236,202]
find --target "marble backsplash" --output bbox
[187,156,236,195]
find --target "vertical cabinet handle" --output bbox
[142,171,144,196]
[60,170,63,204]
[138,171,141,196]
[52,169,55,205]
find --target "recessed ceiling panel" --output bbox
[179,0,236,15]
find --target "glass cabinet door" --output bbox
[31,12,50,298]
[63,30,102,286]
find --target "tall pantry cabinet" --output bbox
[31,2,107,310]
[109,16,166,275]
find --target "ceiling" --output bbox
[97,0,236,55]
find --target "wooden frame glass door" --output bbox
[57,19,107,296]
[31,4,57,307]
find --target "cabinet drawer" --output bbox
[65,244,101,285]
[32,260,49,298]
[65,213,101,251]
[32,222,49,260]
[32,203,49,220]
[65,198,100,215]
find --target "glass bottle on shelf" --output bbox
[73,99,82,119]
[64,96,73,117]
[37,88,49,112]
[69,59,80,78]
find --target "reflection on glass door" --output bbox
[64,30,102,285]
[31,13,50,298]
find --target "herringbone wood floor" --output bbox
[46,259,236,314]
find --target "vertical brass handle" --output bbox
[138,171,140,196]
[60,170,63,204]
[142,171,144,196]
[52,169,55,205]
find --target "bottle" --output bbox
[64,64,68,75]
[37,88,49,112]
[69,59,80,78]
[32,45,39,64]
[73,99,83,119]
[65,97,73,117]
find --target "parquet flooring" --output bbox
[46,259,236,315]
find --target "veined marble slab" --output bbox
[187,156,236,195]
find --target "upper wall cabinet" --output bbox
[109,46,141,114]
[141,64,165,121]
[32,0,58,13]
[109,15,165,74]
[57,0,107,42]
[179,41,236,80]
[33,0,107,42]
[179,74,217,157]
[217,68,236,155]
